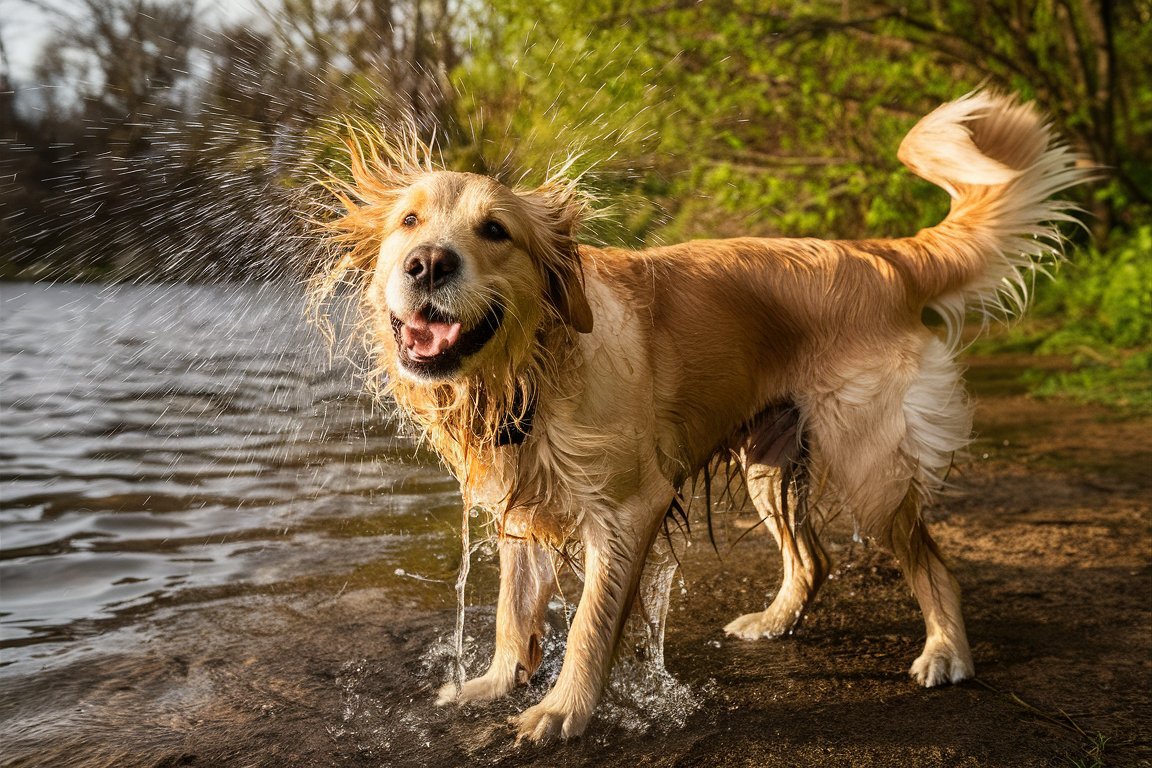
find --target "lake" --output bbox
[0,282,703,766]
[0,282,464,668]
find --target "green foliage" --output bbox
[981,227,1152,412]
[1035,227,1152,353]
[446,0,973,246]
[1027,350,1152,414]
[444,0,672,247]
[443,0,1152,246]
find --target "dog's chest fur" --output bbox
[469,275,665,541]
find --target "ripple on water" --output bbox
[0,282,460,668]
[0,282,707,750]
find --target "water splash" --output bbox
[448,506,478,697]
[420,534,704,738]
[603,537,705,734]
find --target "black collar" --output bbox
[495,388,538,446]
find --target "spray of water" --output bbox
[449,506,480,696]
[602,536,706,734]
[2,0,703,749]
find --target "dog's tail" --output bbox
[894,90,1091,346]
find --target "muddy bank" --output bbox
[2,357,1150,768]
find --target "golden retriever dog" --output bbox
[313,91,1087,742]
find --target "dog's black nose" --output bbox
[404,245,461,289]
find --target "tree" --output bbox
[448,0,1149,242]
[31,0,200,154]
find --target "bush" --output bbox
[1036,226,1152,353]
[988,226,1152,413]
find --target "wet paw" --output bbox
[723,607,798,640]
[909,641,974,687]
[436,672,514,706]
[513,701,589,743]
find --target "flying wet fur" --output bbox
[313,92,1089,742]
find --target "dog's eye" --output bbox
[480,220,510,241]
[402,213,418,228]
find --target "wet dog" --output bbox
[314,92,1087,742]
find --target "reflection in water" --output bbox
[0,282,460,665]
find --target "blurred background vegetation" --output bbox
[1,0,1148,407]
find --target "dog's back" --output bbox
[564,91,1089,694]
[581,92,1087,489]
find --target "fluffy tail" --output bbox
[895,90,1091,346]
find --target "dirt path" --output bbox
[3,358,1150,767]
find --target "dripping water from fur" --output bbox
[2,1,764,754]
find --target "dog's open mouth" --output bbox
[390,303,505,377]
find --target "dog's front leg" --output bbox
[437,538,555,706]
[514,502,666,743]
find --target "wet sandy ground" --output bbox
[2,357,1150,767]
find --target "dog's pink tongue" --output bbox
[401,312,462,358]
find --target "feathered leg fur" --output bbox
[724,460,831,640]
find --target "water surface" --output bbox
[0,282,462,668]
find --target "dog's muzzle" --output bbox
[390,302,505,379]
[389,243,505,378]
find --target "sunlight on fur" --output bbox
[309,91,1091,743]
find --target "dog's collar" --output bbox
[495,388,538,447]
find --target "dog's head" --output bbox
[318,139,594,385]
[376,171,593,381]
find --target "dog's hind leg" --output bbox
[724,460,831,640]
[810,357,974,687]
[437,539,555,705]
[887,488,974,686]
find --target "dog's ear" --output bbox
[520,179,594,334]
[545,259,594,334]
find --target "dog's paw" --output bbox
[723,607,799,640]
[909,640,974,687]
[436,672,514,706]
[513,700,589,744]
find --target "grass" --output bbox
[973,679,1120,768]
[1066,733,1110,768]
[969,223,1152,416]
